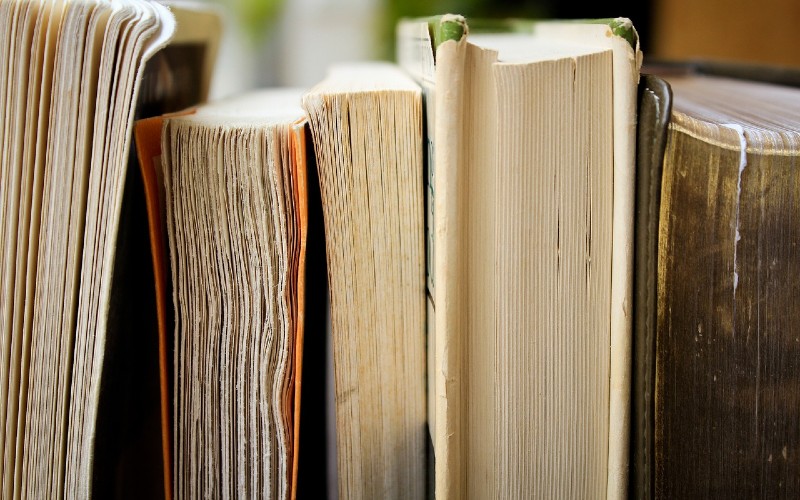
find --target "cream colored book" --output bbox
[302,63,426,499]
[397,15,641,499]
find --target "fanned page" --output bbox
[397,17,640,499]
[0,0,220,497]
[0,1,172,497]
[160,90,306,500]
[65,4,177,497]
[97,6,220,498]
[302,63,426,499]
[0,2,49,496]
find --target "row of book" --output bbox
[1,1,799,498]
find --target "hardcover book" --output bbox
[631,66,800,497]
[397,15,641,499]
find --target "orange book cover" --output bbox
[134,113,187,500]
[289,120,310,500]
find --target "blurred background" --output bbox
[207,0,800,99]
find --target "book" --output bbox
[631,67,800,497]
[136,90,309,499]
[396,15,641,498]
[301,63,427,499]
[0,0,220,497]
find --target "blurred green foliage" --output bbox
[382,0,550,58]
[218,0,285,41]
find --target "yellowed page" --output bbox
[534,22,642,497]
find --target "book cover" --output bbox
[634,65,800,497]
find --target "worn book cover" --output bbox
[634,66,800,497]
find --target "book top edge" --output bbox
[398,15,638,51]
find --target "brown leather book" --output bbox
[632,65,800,498]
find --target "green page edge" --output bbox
[427,15,468,49]
[584,17,639,50]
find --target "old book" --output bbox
[634,69,800,497]
[397,15,641,498]
[629,73,672,499]
[0,0,219,497]
[302,63,426,499]
[138,90,309,500]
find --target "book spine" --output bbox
[431,30,469,500]
[606,30,641,500]
[630,74,672,500]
